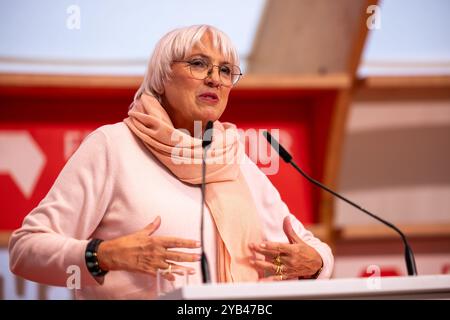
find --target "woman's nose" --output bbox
[205,67,221,87]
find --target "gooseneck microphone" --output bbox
[263,131,418,276]
[200,120,214,283]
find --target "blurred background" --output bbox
[0,0,449,299]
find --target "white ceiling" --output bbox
[0,0,449,76]
[360,0,450,76]
[0,0,266,74]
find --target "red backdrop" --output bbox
[0,86,336,231]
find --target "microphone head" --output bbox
[202,121,214,149]
[263,131,293,163]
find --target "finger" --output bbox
[249,242,291,258]
[249,244,278,259]
[158,264,196,281]
[162,272,175,281]
[143,216,161,235]
[153,251,200,272]
[155,259,171,271]
[160,237,201,249]
[250,258,290,274]
[249,259,279,274]
[283,216,302,244]
[164,250,201,263]
[259,242,292,254]
[137,259,170,278]
[169,264,197,276]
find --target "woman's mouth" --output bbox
[198,92,219,104]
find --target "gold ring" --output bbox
[274,253,286,280]
[165,264,172,274]
[275,264,283,275]
[273,254,282,266]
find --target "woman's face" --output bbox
[161,32,233,136]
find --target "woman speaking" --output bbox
[9,24,333,299]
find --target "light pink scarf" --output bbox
[124,93,262,282]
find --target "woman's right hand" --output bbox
[96,216,201,281]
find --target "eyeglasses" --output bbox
[173,58,242,87]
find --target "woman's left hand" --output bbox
[249,216,323,281]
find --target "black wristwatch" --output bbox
[85,238,109,277]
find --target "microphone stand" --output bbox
[200,121,214,283]
[263,131,418,276]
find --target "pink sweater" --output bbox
[9,122,333,299]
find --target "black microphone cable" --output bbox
[200,121,214,283]
[263,130,418,276]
